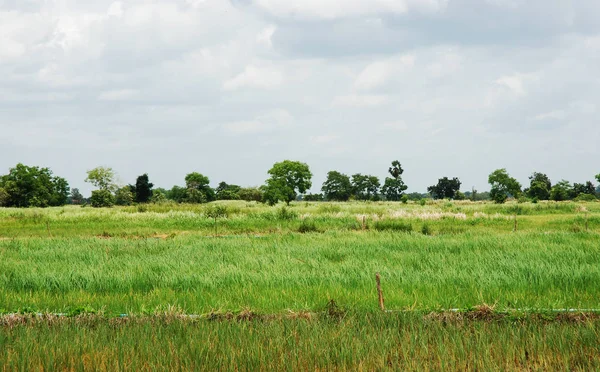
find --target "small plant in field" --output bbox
[421,223,432,236]
[276,206,297,220]
[137,204,148,213]
[419,199,427,206]
[298,219,319,233]
[373,220,412,232]
[323,299,346,321]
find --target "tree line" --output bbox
[0,161,599,208]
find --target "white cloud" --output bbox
[382,121,408,131]
[332,94,389,107]
[534,110,566,121]
[223,109,293,134]
[252,0,448,20]
[223,64,284,90]
[354,55,415,90]
[107,2,124,18]
[98,89,139,101]
[495,74,526,96]
[310,135,338,144]
[256,25,277,48]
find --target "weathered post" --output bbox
[376,273,385,311]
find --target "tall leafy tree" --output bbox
[262,160,312,205]
[185,172,215,203]
[69,188,84,205]
[427,177,462,200]
[0,163,69,207]
[115,186,135,206]
[550,180,572,201]
[526,172,552,200]
[351,174,380,201]
[85,167,117,192]
[322,171,352,201]
[488,168,521,204]
[381,160,408,201]
[571,181,596,199]
[132,173,154,203]
[216,182,242,200]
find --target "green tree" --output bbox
[167,185,187,203]
[526,172,552,200]
[238,187,263,202]
[69,188,84,205]
[262,160,312,205]
[216,182,241,200]
[596,174,600,184]
[0,187,9,207]
[132,174,154,203]
[571,181,596,199]
[550,180,572,201]
[351,174,380,201]
[488,169,521,204]
[184,172,215,203]
[151,189,167,204]
[0,163,70,207]
[115,186,134,206]
[85,167,117,192]
[381,161,408,201]
[427,177,462,200]
[90,189,115,208]
[322,171,352,201]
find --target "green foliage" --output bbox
[550,180,572,201]
[151,190,167,204]
[322,171,352,201]
[373,220,412,232]
[115,187,134,206]
[205,205,229,219]
[167,186,187,203]
[574,193,597,202]
[133,174,154,203]
[427,177,462,200]
[216,182,241,200]
[419,199,427,206]
[381,160,408,201]
[184,172,214,203]
[526,172,552,200]
[0,163,70,207]
[298,219,319,233]
[0,187,9,207]
[488,168,522,204]
[303,193,324,202]
[421,223,432,235]
[85,167,117,192]
[69,188,84,205]
[401,195,409,204]
[90,189,115,208]
[262,160,312,205]
[351,174,380,201]
[276,206,298,220]
[238,187,263,202]
[571,182,596,199]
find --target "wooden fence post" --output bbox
[376,273,385,311]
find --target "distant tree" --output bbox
[0,187,9,207]
[184,172,215,203]
[151,189,167,204]
[90,189,115,208]
[351,174,380,201]
[85,167,117,192]
[238,187,263,202]
[167,185,187,203]
[0,163,69,207]
[132,174,153,203]
[427,177,462,200]
[70,188,84,205]
[381,161,407,201]
[322,171,352,201]
[488,169,521,204]
[571,181,596,199]
[526,172,552,201]
[216,182,242,200]
[262,160,312,206]
[115,186,134,206]
[550,180,572,201]
[303,193,324,202]
[596,174,600,184]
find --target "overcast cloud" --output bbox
[1,0,598,194]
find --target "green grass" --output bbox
[1,200,599,370]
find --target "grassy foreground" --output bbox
[1,200,599,370]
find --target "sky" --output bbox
[1,0,599,195]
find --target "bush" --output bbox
[419,199,427,206]
[276,206,297,220]
[373,220,412,232]
[298,219,319,233]
[401,195,409,204]
[421,223,432,235]
[115,187,134,206]
[90,190,115,208]
[574,193,597,202]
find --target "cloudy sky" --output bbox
[1,0,599,194]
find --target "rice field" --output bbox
[1,200,599,370]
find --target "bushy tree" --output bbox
[167,185,187,203]
[0,163,69,207]
[550,180,572,201]
[322,171,352,201]
[151,189,167,203]
[70,188,84,205]
[427,177,462,200]
[184,172,215,203]
[115,186,134,206]
[571,181,596,199]
[488,169,521,204]
[238,187,263,202]
[0,187,9,207]
[85,167,117,192]
[381,161,407,201]
[216,182,241,200]
[351,174,380,201]
[132,174,153,203]
[303,193,324,201]
[526,172,552,200]
[90,189,115,208]
[262,160,312,205]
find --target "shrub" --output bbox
[276,206,297,220]
[574,193,597,202]
[298,219,319,233]
[419,199,427,206]
[421,223,432,236]
[401,195,409,204]
[90,190,115,208]
[115,187,134,206]
[373,220,412,232]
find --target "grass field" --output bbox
[1,200,599,370]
